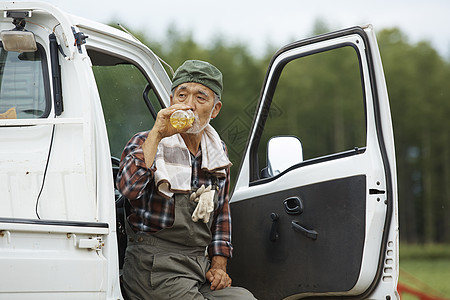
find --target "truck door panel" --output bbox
[0,32,105,296]
[231,175,366,295]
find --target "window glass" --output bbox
[258,45,366,175]
[0,44,48,119]
[92,63,161,158]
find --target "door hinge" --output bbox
[71,26,88,54]
[67,234,104,250]
[0,230,11,244]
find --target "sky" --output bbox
[11,0,450,58]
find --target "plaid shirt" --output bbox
[116,131,233,258]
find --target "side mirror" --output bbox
[264,136,303,177]
[1,30,37,52]
[1,12,37,53]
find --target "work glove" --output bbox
[191,185,215,223]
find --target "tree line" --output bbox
[115,23,450,244]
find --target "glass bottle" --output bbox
[170,109,194,129]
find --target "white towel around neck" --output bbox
[154,124,231,198]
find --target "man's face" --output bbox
[170,82,222,134]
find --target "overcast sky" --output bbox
[16,0,450,58]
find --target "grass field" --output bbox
[399,244,450,299]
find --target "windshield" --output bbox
[0,43,49,119]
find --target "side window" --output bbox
[0,43,50,119]
[89,50,162,158]
[257,45,366,177]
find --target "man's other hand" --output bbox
[206,256,232,291]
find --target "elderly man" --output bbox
[116,60,256,299]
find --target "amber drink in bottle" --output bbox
[170,110,194,129]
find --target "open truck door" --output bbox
[0,2,170,299]
[229,26,399,300]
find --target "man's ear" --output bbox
[211,101,222,119]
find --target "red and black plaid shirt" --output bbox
[116,131,232,258]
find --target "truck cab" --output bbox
[0,2,398,299]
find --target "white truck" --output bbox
[0,2,399,299]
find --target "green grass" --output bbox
[400,243,450,260]
[399,244,450,299]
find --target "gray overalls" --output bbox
[122,192,256,300]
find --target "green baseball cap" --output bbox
[171,60,223,99]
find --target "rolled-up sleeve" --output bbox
[116,132,153,200]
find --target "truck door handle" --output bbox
[269,213,279,242]
[283,197,303,215]
[291,220,318,240]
